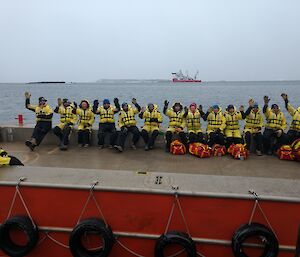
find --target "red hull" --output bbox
[0,185,298,257]
[172,78,202,83]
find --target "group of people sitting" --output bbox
[24,92,300,156]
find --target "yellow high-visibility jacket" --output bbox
[287,103,300,132]
[264,107,287,131]
[96,106,118,124]
[118,105,139,127]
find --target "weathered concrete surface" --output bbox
[1,166,300,200]
[1,142,299,180]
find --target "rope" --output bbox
[116,238,146,257]
[76,181,107,225]
[248,190,278,239]
[7,178,36,228]
[47,233,70,249]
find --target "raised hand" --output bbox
[248,99,254,107]
[264,96,270,104]
[57,98,62,106]
[239,105,244,112]
[164,100,169,107]
[198,104,203,112]
[132,98,137,104]
[24,92,31,99]
[281,93,288,101]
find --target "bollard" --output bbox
[15,114,24,125]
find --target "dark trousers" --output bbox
[117,126,140,148]
[226,137,243,148]
[285,130,300,145]
[78,129,91,145]
[32,121,52,145]
[141,129,159,147]
[9,156,24,166]
[165,131,188,149]
[98,123,117,146]
[53,125,72,145]
[245,131,263,151]
[188,132,205,144]
[207,132,225,147]
[263,128,285,153]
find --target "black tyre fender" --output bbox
[232,223,279,257]
[0,215,39,257]
[155,231,197,257]
[69,218,114,257]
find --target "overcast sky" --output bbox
[0,0,299,82]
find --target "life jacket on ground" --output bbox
[287,104,300,132]
[224,107,242,131]
[244,108,264,133]
[0,149,11,166]
[189,143,211,158]
[277,145,294,161]
[291,139,300,161]
[97,106,118,124]
[211,144,227,157]
[76,100,95,130]
[165,103,186,129]
[206,108,226,133]
[142,105,163,130]
[170,140,186,155]
[58,105,77,125]
[186,109,202,133]
[264,107,287,131]
[228,144,249,160]
[118,105,139,127]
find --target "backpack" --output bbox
[228,144,249,160]
[189,143,211,158]
[277,145,294,161]
[291,139,300,161]
[170,140,186,155]
[212,144,226,157]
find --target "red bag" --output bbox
[228,144,249,160]
[170,140,186,155]
[291,139,300,161]
[212,144,226,157]
[277,145,294,161]
[189,143,211,158]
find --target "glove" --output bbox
[239,105,244,112]
[198,105,203,112]
[93,100,99,106]
[276,129,283,138]
[132,98,137,104]
[184,106,188,113]
[164,100,169,107]
[281,93,288,102]
[113,98,119,104]
[73,102,77,108]
[24,92,31,99]
[264,95,270,104]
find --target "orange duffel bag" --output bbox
[212,144,226,157]
[291,139,300,161]
[170,140,186,155]
[228,144,249,160]
[189,143,211,158]
[277,145,294,161]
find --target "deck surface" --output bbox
[1,142,299,180]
